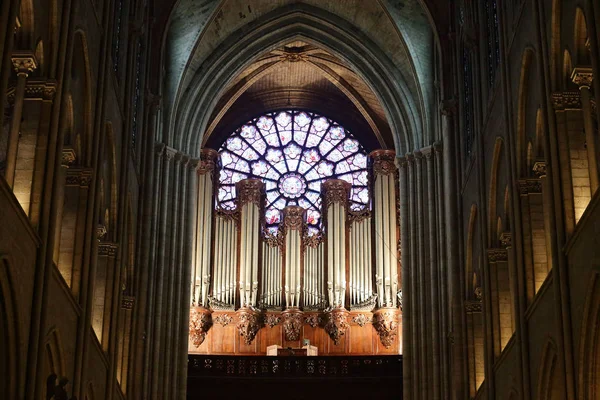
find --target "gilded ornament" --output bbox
[264,314,281,328]
[214,314,233,327]
[372,308,399,349]
[304,314,322,328]
[11,52,37,75]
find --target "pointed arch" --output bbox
[537,337,564,400]
[488,137,503,246]
[573,8,590,66]
[516,48,534,177]
[466,204,478,298]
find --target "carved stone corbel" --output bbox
[373,308,399,349]
[282,308,303,341]
[324,308,349,345]
[189,306,212,348]
[236,308,262,345]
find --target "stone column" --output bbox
[5,51,36,187]
[370,149,398,309]
[571,67,598,194]
[235,179,264,345]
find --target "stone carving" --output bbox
[465,300,483,313]
[236,179,265,208]
[189,307,212,347]
[321,179,350,209]
[214,314,233,327]
[518,179,542,195]
[198,148,218,175]
[373,308,399,349]
[370,149,397,176]
[487,248,508,263]
[474,286,483,301]
[236,308,262,345]
[66,168,92,187]
[352,314,371,327]
[61,148,76,167]
[264,314,281,328]
[304,314,322,328]
[533,161,547,178]
[500,232,512,248]
[98,242,118,257]
[122,296,135,310]
[283,206,305,231]
[571,67,593,88]
[551,91,581,110]
[12,52,37,75]
[281,47,307,63]
[96,224,107,239]
[282,308,303,341]
[324,308,349,345]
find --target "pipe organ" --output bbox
[189,148,402,350]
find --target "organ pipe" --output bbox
[236,179,265,308]
[322,179,351,309]
[283,206,304,308]
[370,150,399,308]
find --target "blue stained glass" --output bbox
[216,110,369,234]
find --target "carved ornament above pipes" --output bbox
[189,307,213,347]
[322,179,351,208]
[370,149,397,176]
[373,308,399,349]
[197,148,218,175]
[236,308,262,345]
[352,314,371,327]
[264,314,281,328]
[304,314,322,328]
[282,308,304,341]
[283,206,305,231]
[324,308,349,345]
[235,179,265,208]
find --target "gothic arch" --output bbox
[466,204,478,297]
[537,337,564,400]
[573,8,590,66]
[42,328,66,400]
[16,0,35,49]
[0,258,20,399]
[578,274,600,400]
[173,4,424,156]
[516,48,535,177]
[70,29,93,167]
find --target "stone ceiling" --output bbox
[157,0,444,154]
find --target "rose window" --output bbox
[217,110,369,235]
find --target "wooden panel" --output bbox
[210,322,236,354]
[348,324,374,354]
[259,324,282,353]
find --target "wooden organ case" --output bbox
[188,148,402,355]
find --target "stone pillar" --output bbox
[370,150,398,308]
[5,51,36,187]
[571,67,598,194]
[194,149,217,308]
[283,206,304,308]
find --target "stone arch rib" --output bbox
[172,4,422,157]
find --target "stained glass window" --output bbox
[217,110,369,236]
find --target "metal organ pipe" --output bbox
[370,150,399,308]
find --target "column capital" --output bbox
[533,161,547,178]
[571,67,593,89]
[499,232,512,249]
[62,148,77,167]
[282,206,305,231]
[235,179,265,208]
[321,179,351,208]
[369,149,396,175]
[198,148,218,175]
[439,99,457,116]
[396,156,408,169]
[11,51,37,76]
[164,146,178,161]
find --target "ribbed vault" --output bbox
[163,0,439,157]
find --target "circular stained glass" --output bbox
[279,173,306,199]
[217,110,370,235]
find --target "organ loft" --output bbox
[1,1,600,399]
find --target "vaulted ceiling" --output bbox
[155,0,446,156]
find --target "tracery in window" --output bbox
[217,110,369,236]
